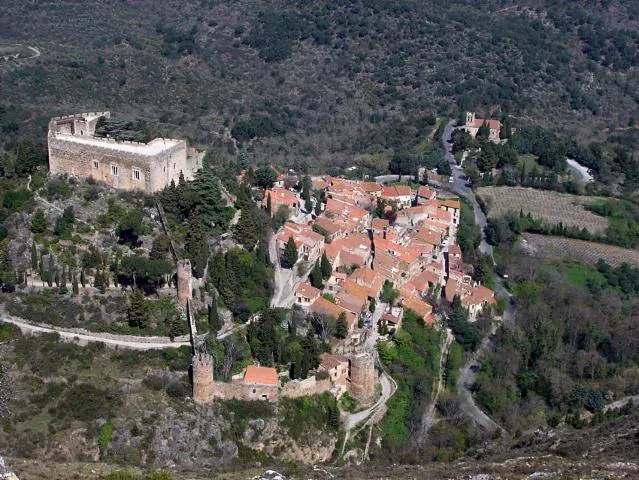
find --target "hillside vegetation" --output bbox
[0,0,638,168]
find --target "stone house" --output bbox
[295,282,321,308]
[276,222,325,264]
[381,185,412,208]
[263,187,300,218]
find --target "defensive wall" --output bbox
[192,352,376,404]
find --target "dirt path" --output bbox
[418,329,453,440]
[2,314,191,350]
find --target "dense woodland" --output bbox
[478,225,639,433]
[0,0,638,173]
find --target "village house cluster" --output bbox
[274,174,496,339]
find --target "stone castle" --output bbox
[191,351,378,404]
[47,111,202,193]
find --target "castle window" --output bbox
[132,168,141,181]
[93,160,99,169]
[111,164,119,176]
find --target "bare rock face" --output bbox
[0,455,19,480]
[106,404,238,470]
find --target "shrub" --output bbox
[143,372,170,391]
[166,380,186,398]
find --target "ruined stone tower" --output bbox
[192,352,214,404]
[177,259,192,307]
[349,353,376,402]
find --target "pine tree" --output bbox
[281,236,298,269]
[30,241,37,271]
[127,289,148,329]
[165,311,187,340]
[208,295,222,333]
[310,260,323,289]
[335,313,348,339]
[194,168,230,233]
[320,252,332,279]
[30,210,47,234]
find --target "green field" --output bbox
[517,154,541,172]
[555,262,607,287]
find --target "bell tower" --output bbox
[466,111,475,126]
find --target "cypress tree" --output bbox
[281,237,298,269]
[320,252,332,279]
[80,268,86,287]
[310,260,323,289]
[208,295,222,333]
[30,241,37,271]
[335,313,348,339]
[127,289,148,329]
[266,193,272,216]
[184,214,209,278]
[72,275,79,295]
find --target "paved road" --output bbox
[269,234,298,308]
[344,365,396,430]
[442,121,493,257]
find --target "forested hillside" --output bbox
[1,0,638,168]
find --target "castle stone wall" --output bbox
[177,259,192,307]
[211,382,280,402]
[281,376,332,399]
[48,112,191,193]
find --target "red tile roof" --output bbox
[462,285,496,306]
[320,353,349,370]
[417,186,436,199]
[296,282,320,299]
[243,365,279,385]
[381,185,412,198]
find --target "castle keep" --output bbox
[48,112,201,193]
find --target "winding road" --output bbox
[442,120,493,257]
[441,120,510,435]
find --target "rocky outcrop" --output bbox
[0,456,19,480]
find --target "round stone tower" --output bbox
[349,353,376,402]
[177,259,192,307]
[192,352,214,404]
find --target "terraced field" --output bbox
[522,233,639,267]
[477,186,608,234]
